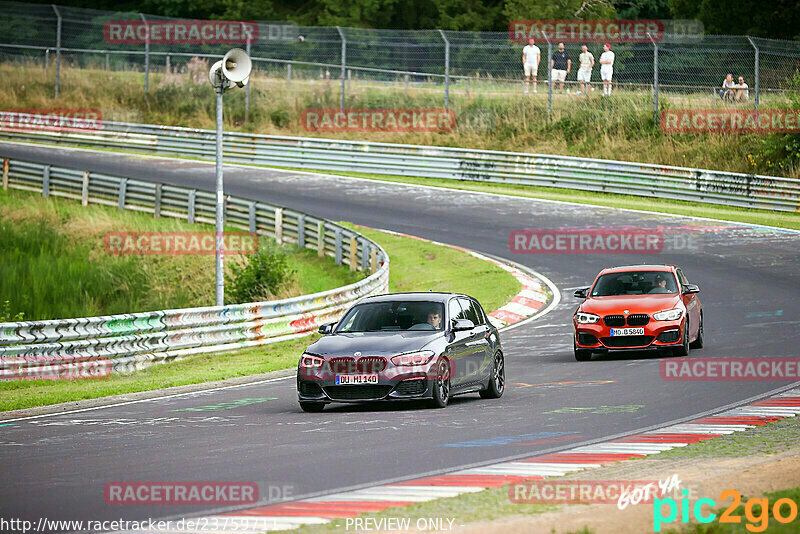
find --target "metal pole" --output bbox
[51,5,61,98]
[543,32,552,119]
[439,29,450,108]
[747,36,759,110]
[140,13,149,92]
[649,33,659,125]
[214,83,225,306]
[287,63,292,85]
[105,53,109,71]
[336,26,346,111]
[243,23,251,119]
[166,54,170,73]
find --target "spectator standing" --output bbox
[734,76,749,102]
[599,43,614,95]
[576,44,594,95]
[551,42,571,93]
[522,38,541,94]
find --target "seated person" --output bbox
[649,274,674,294]
[719,73,735,102]
[734,76,749,102]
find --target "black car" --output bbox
[296,292,504,411]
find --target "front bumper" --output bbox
[297,362,438,403]
[574,319,685,351]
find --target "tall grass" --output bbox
[1,61,796,177]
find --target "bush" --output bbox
[225,239,295,304]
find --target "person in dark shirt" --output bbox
[550,42,572,93]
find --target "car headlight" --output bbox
[391,350,435,366]
[299,353,324,368]
[653,308,683,321]
[576,312,600,324]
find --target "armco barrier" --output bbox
[0,157,389,379]
[1,116,799,211]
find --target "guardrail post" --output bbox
[248,201,256,233]
[118,178,128,210]
[275,207,283,243]
[187,189,196,223]
[81,171,89,206]
[42,165,51,198]
[317,221,325,257]
[2,159,8,190]
[361,241,369,271]
[334,229,342,265]
[370,247,377,274]
[747,36,759,111]
[140,13,150,93]
[439,29,450,108]
[153,183,161,216]
[51,5,61,98]
[336,26,346,111]
[349,235,357,271]
[297,214,306,248]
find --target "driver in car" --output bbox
[649,274,673,294]
[427,311,442,329]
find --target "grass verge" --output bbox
[0,218,520,412]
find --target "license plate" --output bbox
[335,374,378,385]
[610,328,645,336]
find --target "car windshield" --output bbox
[336,301,445,332]
[591,271,679,296]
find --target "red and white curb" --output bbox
[354,227,552,329]
[166,388,800,533]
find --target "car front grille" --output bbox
[357,357,387,373]
[328,357,386,374]
[626,314,650,326]
[323,385,393,401]
[603,315,625,327]
[329,357,356,374]
[395,379,427,395]
[600,335,654,348]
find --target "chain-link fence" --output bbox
[1,1,800,118]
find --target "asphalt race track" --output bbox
[2,141,800,529]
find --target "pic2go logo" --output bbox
[654,489,800,532]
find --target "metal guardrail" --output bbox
[1,117,799,211]
[0,157,389,379]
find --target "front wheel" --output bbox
[574,341,592,361]
[480,352,505,399]
[430,358,451,408]
[673,319,690,357]
[299,401,325,413]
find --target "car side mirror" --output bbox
[318,322,337,334]
[574,287,589,299]
[682,284,700,295]
[451,318,475,332]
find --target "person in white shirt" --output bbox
[576,44,594,95]
[599,43,615,95]
[734,76,750,102]
[522,38,541,94]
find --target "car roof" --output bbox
[358,292,466,304]
[598,264,676,275]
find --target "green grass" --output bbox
[0,204,521,412]
[0,188,362,320]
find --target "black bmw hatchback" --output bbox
[296,292,504,411]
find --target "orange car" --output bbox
[572,265,703,361]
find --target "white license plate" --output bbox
[335,374,378,385]
[610,328,645,336]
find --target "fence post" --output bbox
[105,53,110,71]
[81,171,89,206]
[466,77,470,98]
[42,166,50,198]
[51,5,61,98]
[243,23,251,120]
[543,32,552,120]
[404,73,409,92]
[287,63,292,85]
[317,221,325,257]
[118,178,128,210]
[153,183,161,216]
[439,29,450,108]
[187,189,196,223]
[336,26,346,111]
[2,158,8,190]
[747,36,759,111]
[648,33,659,125]
[45,49,49,71]
[140,13,150,93]
[297,213,306,248]
[166,54,170,73]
